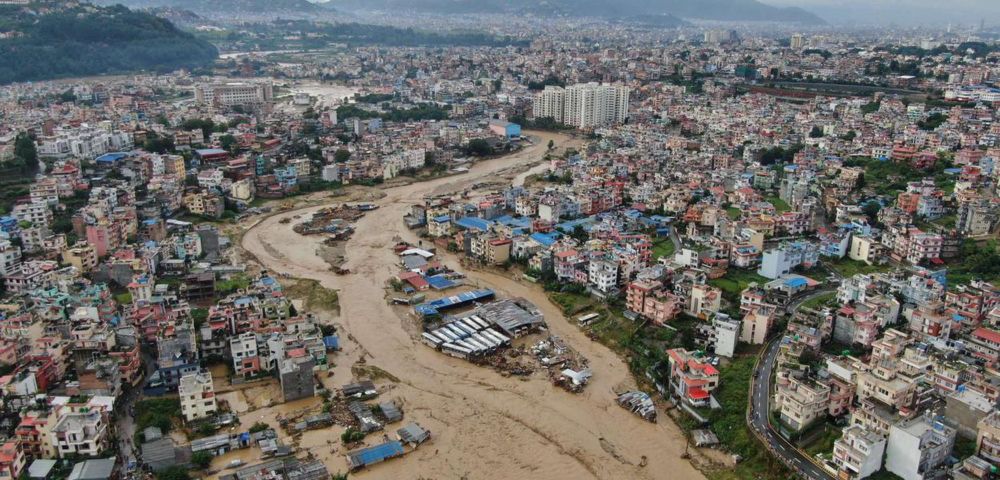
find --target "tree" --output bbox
[219,134,238,153]
[191,451,213,469]
[547,139,555,150]
[181,119,216,139]
[809,126,824,138]
[191,308,209,328]
[13,133,37,166]
[249,422,270,433]
[465,139,494,157]
[334,149,351,163]
[862,201,881,220]
[341,427,365,444]
[143,134,175,154]
[156,467,191,480]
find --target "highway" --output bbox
[748,286,838,480]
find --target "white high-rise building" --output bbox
[790,34,806,49]
[194,81,274,109]
[531,83,629,129]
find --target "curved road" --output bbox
[749,287,837,480]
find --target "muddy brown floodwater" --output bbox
[241,131,706,480]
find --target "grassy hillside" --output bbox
[0,3,217,84]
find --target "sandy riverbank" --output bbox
[240,131,706,480]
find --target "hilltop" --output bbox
[0,3,218,84]
[90,0,330,19]
[322,0,824,24]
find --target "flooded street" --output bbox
[241,131,704,480]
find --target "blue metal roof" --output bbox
[95,152,129,163]
[324,336,340,350]
[555,216,594,233]
[455,217,491,232]
[425,274,457,290]
[530,232,559,247]
[432,215,451,223]
[414,289,495,316]
[494,215,531,228]
[351,441,404,466]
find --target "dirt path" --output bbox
[241,131,705,480]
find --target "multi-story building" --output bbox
[279,355,316,402]
[832,425,887,480]
[194,81,273,109]
[774,375,831,432]
[587,259,619,294]
[0,235,22,276]
[885,414,956,480]
[976,410,1000,464]
[61,243,98,273]
[0,441,26,480]
[230,332,261,378]
[687,283,722,319]
[531,83,629,129]
[178,370,218,422]
[15,413,55,459]
[711,314,741,357]
[757,241,819,279]
[49,410,109,458]
[666,348,719,408]
[625,280,683,325]
[741,304,777,345]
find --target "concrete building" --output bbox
[49,410,109,459]
[848,235,886,265]
[194,81,273,109]
[532,83,629,129]
[178,370,218,422]
[230,332,260,378]
[666,348,719,408]
[588,259,619,294]
[0,441,26,480]
[774,375,831,432]
[832,425,886,480]
[976,411,1000,464]
[279,355,316,402]
[885,414,956,480]
[758,241,819,279]
[628,280,683,325]
[711,314,741,357]
[741,305,777,345]
[61,243,98,273]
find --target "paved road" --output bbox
[749,285,840,480]
[785,285,838,315]
[669,227,682,254]
[750,339,834,480]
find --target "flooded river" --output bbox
[241,131,704,480]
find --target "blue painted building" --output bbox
[489,120,521,139]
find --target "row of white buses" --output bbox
[421,315,512,359]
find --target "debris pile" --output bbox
[475,345,536,376]
[294,204,370,237]
[531,335,591,392]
